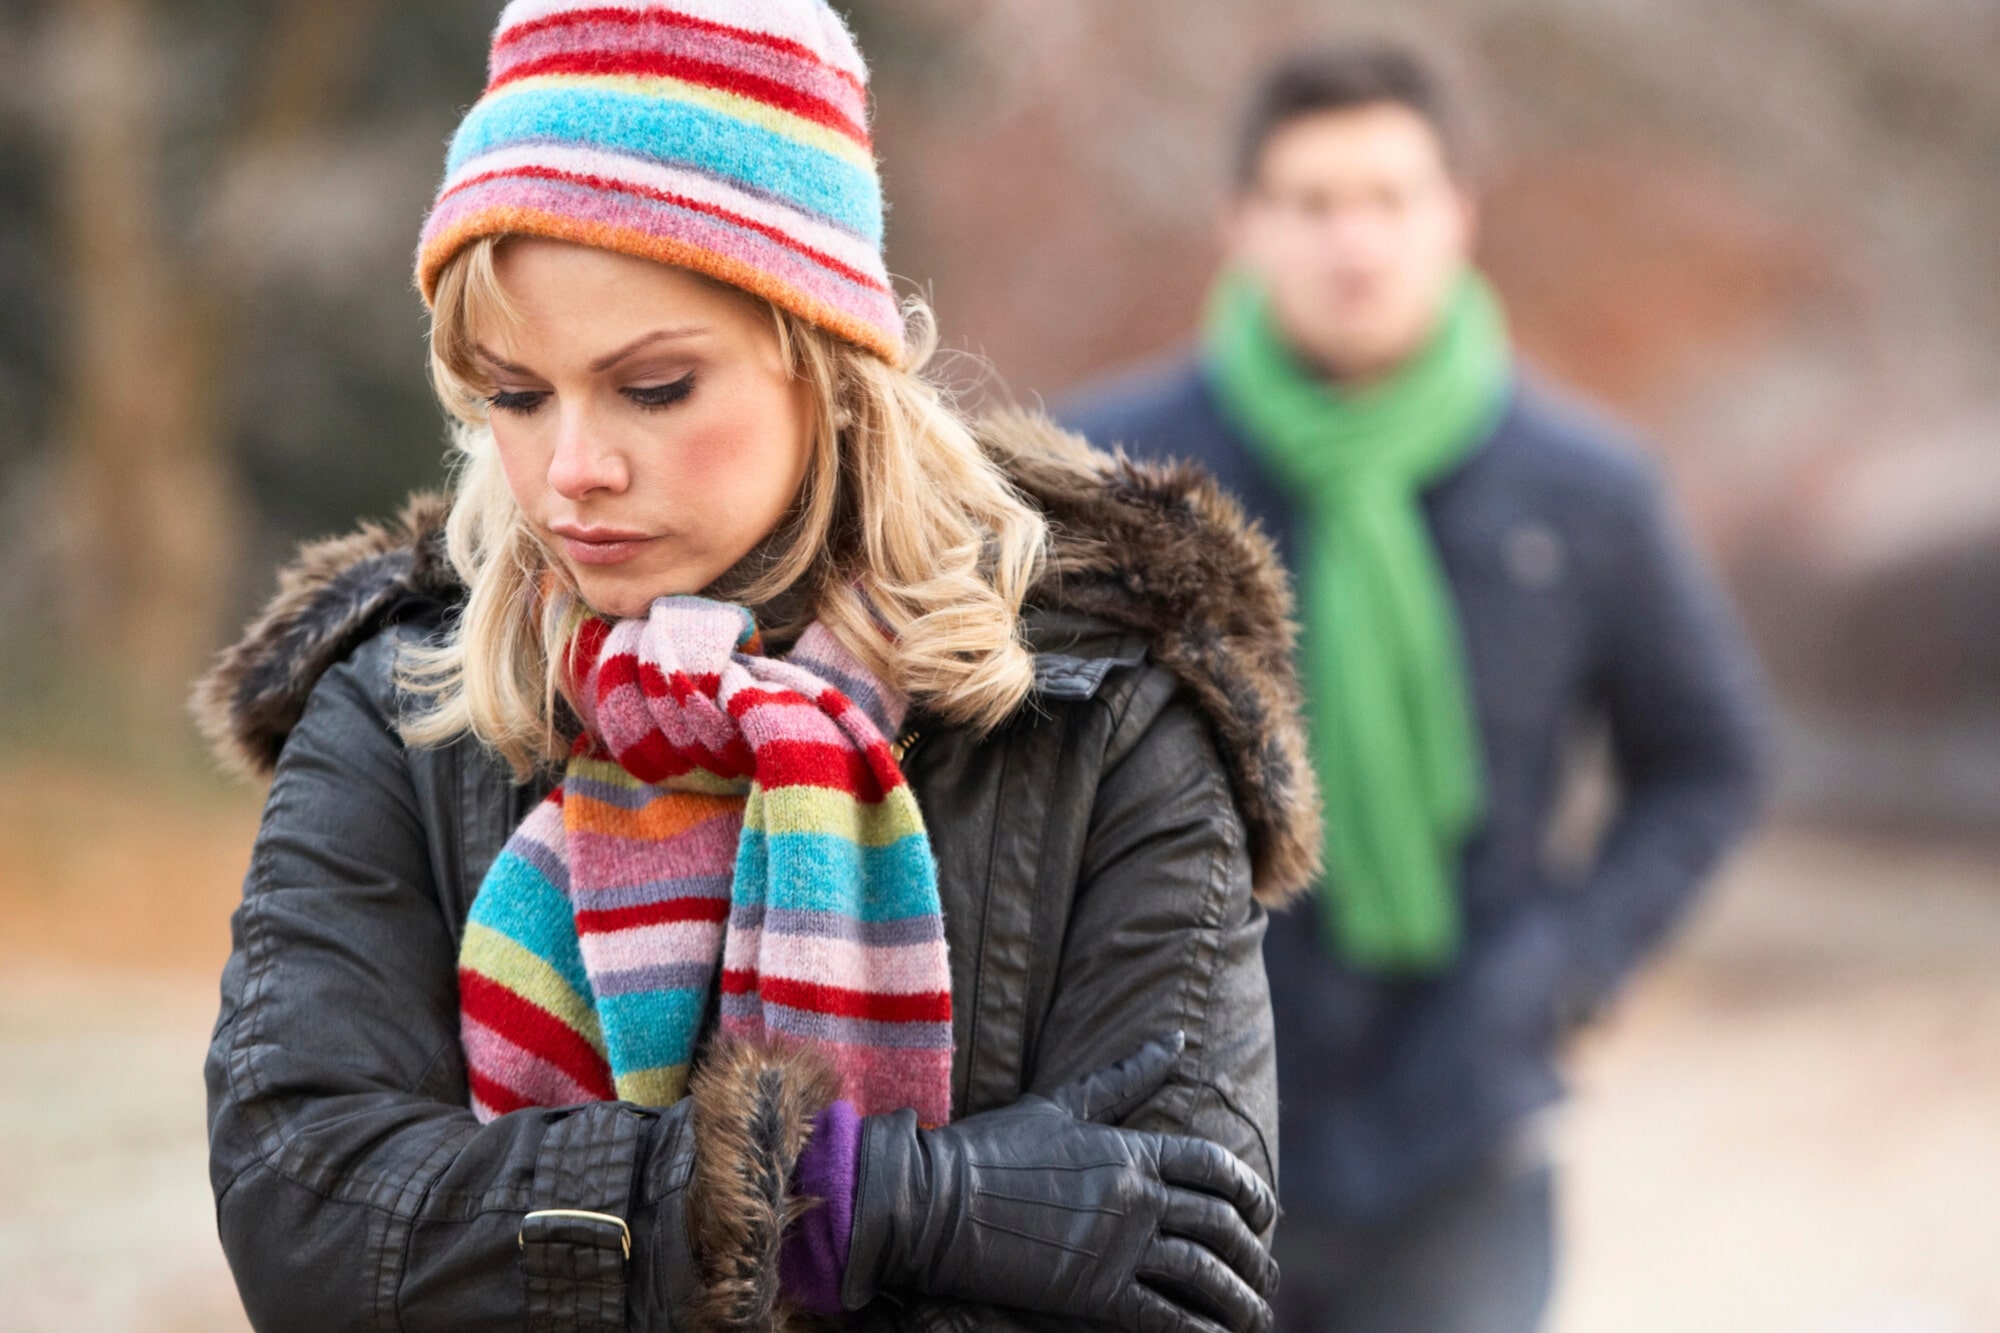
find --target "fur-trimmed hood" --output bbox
[194,413,1320,903]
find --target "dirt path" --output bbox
[0,762,257,1331]
[1552,831,2000,1333]
[0,759,1995,1331]
[0,968,248,1333]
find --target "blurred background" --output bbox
[0,1,1995,1329]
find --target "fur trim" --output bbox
[686,1037,844,1333]
[190,492,459,778]
[194,416,1320,901]
[982,412,1322,905]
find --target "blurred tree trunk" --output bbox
[47,0,235,738]
[43,0,391,744]
[235,0,395,151]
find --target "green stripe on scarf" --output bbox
[1204,267,1510,974]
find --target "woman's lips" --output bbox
[553,527,660,567]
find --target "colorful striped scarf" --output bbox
[457,596,952,1126]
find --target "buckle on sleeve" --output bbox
[518,1208,632,1262]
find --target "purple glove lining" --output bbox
[778,1098,861,1315]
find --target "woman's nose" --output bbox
[546,408,630,500]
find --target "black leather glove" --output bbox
[843,1034,1279,1333]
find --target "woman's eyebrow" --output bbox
[588,327,712,372]
[472,344,536,377]
[472,327,714,379]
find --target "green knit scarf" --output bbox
[1204,267,1510,973]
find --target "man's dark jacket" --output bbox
[1060,354,1767,1221]
[196,416,1321,1330]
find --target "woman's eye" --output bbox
[487,388,548,415]
[624,375,696,410]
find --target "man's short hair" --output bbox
[1233,42,1465,191]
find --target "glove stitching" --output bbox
[972,1217,1104,1258]
[965,1158,1127,1173]
[974,1187,1128,1216]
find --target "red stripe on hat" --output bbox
[459,970,617,1100]
[576,894,731,934]
[492,49,870,148]
[495,5,866,98]
[724,969,951,1024]
[437,164,890,296]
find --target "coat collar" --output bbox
[195,412,1319,904]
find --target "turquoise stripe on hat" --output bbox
[445,85,883,242]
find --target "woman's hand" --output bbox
[843,1034,1279,1332]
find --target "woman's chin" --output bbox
[571,566,708,621]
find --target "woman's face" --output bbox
[476,239,814,619]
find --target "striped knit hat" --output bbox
[417,0,906,365]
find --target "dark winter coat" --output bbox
[1060,356,1768,1221]
[195,415,1320,1332]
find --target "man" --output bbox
[1060,44,1766,1333]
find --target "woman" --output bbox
[197,2,1321,1329]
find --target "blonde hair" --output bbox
[401,236,1048,774]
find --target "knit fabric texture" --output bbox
[416,0,907,364]
[458,596,952,1127]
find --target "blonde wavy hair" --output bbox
[400,236,1048,775]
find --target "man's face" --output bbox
[1228,103,1474,382]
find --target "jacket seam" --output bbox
[1190,709,1251,1132]
[375,1118,473,1333]
[1095,688,1239,1138]
[959,726,1012,1118]
[1094,643,1159,749]
[1199,1076,1275,1187]
[1016,697,1102,1084]
[211,1159,249,1220]
[1172,759,1235,1111]
[234,838,288,1165]
[409,1038,459,1100]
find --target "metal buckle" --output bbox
[517,1208,632,1262]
